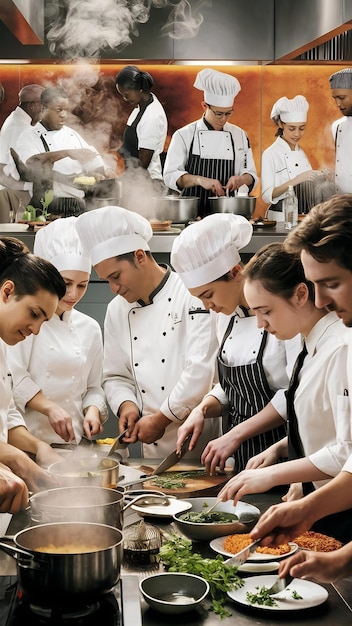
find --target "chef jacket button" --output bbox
[168,298,171,302]
[134,336,137,340]
[141,389,145,393]
[163,332,166,336]
[135,363,138,366]
[72,375,75,380]
[161,359,165,363]
[50,345,54,350]
[161,386,164,390]
[76,350,80,354]
[132,310,135,314]
[46,372,50,377]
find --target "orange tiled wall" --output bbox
[0,63,341,216]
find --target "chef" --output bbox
[163,68,257,218]
[75,205,220,459]
[7,217,107,445]
[329,67,352,194]
[262,95,323,221]
[171,214,298,475]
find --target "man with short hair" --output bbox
[250,193,352,583]
[0,83,43,220]
[16,86,106,217]
[329,67,352,194]
[76,205,220,459]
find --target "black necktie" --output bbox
[286,342,308,460]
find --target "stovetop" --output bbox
[0,576,120,626]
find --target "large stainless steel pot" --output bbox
[153,196,199,223]
[30,486,125,529]
[47,456,119,488]
[208,196,257,219]
[0,522,123,605]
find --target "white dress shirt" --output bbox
[208,310,300,418]
[103,268,220,459]
[126,94,167,180]
[7,310,107,445]
[295,312,351,486]
[163,117,258,191]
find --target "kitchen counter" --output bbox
[1,459,352,625]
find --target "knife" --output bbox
[108,428,129,456]
[224,538,262,568]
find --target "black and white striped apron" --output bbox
[217,312,287,473]
[181,129,236,218]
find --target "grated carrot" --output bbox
[223,533,290,556]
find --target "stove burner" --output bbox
[30,600,101,619]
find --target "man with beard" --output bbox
[329,67,352,194]
[249,194,352,583]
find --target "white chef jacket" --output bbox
[208,310,300,418]
[294,312,352,488]
[7,309,107,445]
[126,94,167,180]
[0,106,33,190]
[0,340,26,443]
[332,116,352,193]
[103,267,220,459]
[16,122,104,199]
[163,117,258,191]
[261,137,312,212]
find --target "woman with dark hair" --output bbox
[116,65,167,191]
[0,236,66,512]
[217,242,352,542]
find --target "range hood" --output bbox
[0,0,44,45]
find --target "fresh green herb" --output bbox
[179,510,238,524]
[292,590,303,600]
[246,586,279,607]
[159,534,244,619]
[150,470,207,490]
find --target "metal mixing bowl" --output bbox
[208,196,257,219]
[140,572,209,614]
[173,497,260,541]
[152,196,199,223]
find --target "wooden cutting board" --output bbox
[138,463,233,497]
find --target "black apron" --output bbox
[217,311,287,473]
[120,97,153,165]
[182,127,237,218]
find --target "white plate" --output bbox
[227,574,328,611]
[132,498,192,518]
[0,223,28,232]
[238,561,280,574]
[210,536,298,561]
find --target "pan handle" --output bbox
[0,540,36,562]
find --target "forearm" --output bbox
[27,150,71,166]
[26,391,59,418]
[269,457,331,487]
[299,470,352,521]
[229,403,284,447]
[8,425,41,456]
[199,394,223,419]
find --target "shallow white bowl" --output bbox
[0,223,28,232]
[140,572,209,614]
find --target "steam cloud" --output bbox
[45,0,212,58]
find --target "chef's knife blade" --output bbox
[224,538,262,567]
[108,428,129,456]
[152,435,192,475]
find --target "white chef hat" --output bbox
[75,206,153,266]
[270,95,309,123]
[329,68,352,89]
[193,68,241,107]
[171,214,253,289]
[34,217,91,273]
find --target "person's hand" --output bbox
[245,447,279,469]
[224,175,248,192]
[197,176,225,196]
[35,442,62,468]
[217,467,274,505]
[69,149,99,164]
[291,170,323,186]
[47,405,75,442]
[249,498,316,547]
[201,432,239,475]
[117,401,140,442]
[278,546,352,584]
[0,464,28,513]
[4,448,56,493]
[176,404,205,455]
[281,482,303,502]
[83,408,103,439]
[134,412,171,444]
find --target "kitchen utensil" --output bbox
[0,522,123,606]
[139,572,210,614]
[266,572,295,596]
[122,494,169,513]
[120,575,143,626]
[152,196,199,223]
[173,498,260,541]
[108,428,129,456]
[223,538,262,568]
[29,486,125,529]
[47,456,120,488]
[208,195,257,219]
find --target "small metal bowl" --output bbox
[208,196,257,219]
[140,572,209,614]
[173,497,260,542]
